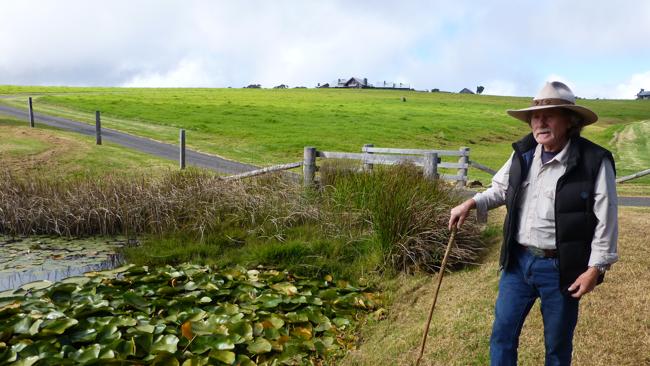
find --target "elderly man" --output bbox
[449,81,618,366]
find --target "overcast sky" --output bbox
[1,0,649,99]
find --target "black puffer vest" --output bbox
[500,133,615,294]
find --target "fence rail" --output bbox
[616,168,650,183]
[225,162,303,180]
[361,146,469,157]
[306,145,470,187]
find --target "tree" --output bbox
[476,85,485,94]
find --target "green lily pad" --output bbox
[151,335,179,354]
[40,318,78,335]
[123,292,150,312]
[71,344,101,363]
[181,356,210,366]
[11,356,40,366]
[246,337,272,354]
[19,281,53,291]
[271,282,298,296]
[150,351,179,366]
[209,350,236,364]
[0,347,17,364]
[190,335,235,354]
[70,328,98,343]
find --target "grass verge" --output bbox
[0,116,175,177]
[342,207,650,365]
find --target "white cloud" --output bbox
[613,71,650,99]
[122,58,222,87]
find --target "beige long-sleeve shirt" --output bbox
[473,140,619,267]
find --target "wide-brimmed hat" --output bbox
[507,81,598,125]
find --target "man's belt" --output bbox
[518,244,557,258]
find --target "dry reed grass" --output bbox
[0,169,317,238]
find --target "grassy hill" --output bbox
[1,86,649,191]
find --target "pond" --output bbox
[0,236,131,291]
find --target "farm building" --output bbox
[459,88,475,94]
[637,89,650,100]
[332,77,413,90]
[337,77,370,88]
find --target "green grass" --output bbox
[3,86,649,185]
[0,116,176,177]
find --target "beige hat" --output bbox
[507,81,598,125]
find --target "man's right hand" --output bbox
[448,199,476,230]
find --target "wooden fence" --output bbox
[302,145,471,188]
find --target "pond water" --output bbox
[0,236,132,291]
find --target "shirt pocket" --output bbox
[536,186,556,220]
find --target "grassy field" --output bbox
[343,207,650,366]
[1,86,649,192]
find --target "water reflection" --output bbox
[0,237,133,291]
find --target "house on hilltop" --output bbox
[459,88,475,94]
[637,89,650,100]
[337,77,370,88]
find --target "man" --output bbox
[448,81,618,366]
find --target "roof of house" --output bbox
[459,88,474,94]
[345,77,366,85]
[638,90,650,97]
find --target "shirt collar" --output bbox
[534,139,572,165]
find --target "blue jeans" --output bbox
[490,245,580,366]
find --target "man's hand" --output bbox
[567,267,600,298]
[448,199,476,230]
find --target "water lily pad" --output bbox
[271,282,298,296]
[151,335,179,354]
[123,292,149,312]
[150,351,179,366]
[209,350,235,364]
[181,356,210,366]
[246,337,272,354]
[190,335,235,354]
[19,281,53,291]
[40,318,78,335]
[71,344,101,363]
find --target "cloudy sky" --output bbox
[1,0,649,98]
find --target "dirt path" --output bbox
[0,104,258,175]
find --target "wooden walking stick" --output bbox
[415,226,457,366]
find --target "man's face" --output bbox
[529,109,571,152]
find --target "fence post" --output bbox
[363,143,374,172]
[457,147,470,187]
[179,129,186,170]
[424,152,438,180]
[303,146,316,187]
[28,97,35,128]
[95,111,102,145]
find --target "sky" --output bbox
[1,0,649,99]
